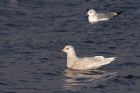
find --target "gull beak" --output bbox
[62,48,65,52]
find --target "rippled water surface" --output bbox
[0,0,140,93]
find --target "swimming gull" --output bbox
[62,45,116,70]
[87,9,118,24]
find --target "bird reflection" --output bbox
[63,69,117,90]
[8,0,18,8]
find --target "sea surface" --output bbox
[0,0,140,93]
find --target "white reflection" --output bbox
[63,69,117,90]
[8,0,18,8]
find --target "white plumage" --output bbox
[87,9,118,24]
[62,45,116,70]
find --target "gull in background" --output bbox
[87,9,119,24]
[62,45,116,70]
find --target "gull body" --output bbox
[87,9,118,24]
[62,45,116,70]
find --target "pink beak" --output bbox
[62,48,65,52]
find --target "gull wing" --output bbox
[96,12,117,20]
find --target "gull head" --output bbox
[87,9,96,16]
[62,45,75,54]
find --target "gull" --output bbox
[62,45,116,70]
[87,9,118,24]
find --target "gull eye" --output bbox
[89,11,92,13]
[66,47,69,50]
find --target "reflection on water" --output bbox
[63,69,118,91]
[8,0,18,8]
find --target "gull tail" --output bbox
[116,11,124,15]
[112,11,123,17]
[105,57,116,64]
[99,57,116,66]
[95,57,117,68]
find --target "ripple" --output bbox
[4,92,16,93]
[5,23,19,27]
[39,58,49,61]
[113,78,131,85]
[84,40,95,44]
[54,29,67,32]
[135,55,140,57]
[41,72,59,76]
[18,80,29,83]
[108,46,116,50]
[0,10,24,17]
[95,51,115,55]
[118,62,140,67]
[0,65,7,68]
[94,84,106,89]
[0,79,8,86]
[112,75,138,86]
[123,75,140,80]
[25,43,48,50]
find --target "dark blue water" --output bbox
[0,0,140,93]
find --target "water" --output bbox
[0,0,140,93]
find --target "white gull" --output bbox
[87,9,118,24]
[62,45,116,70]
